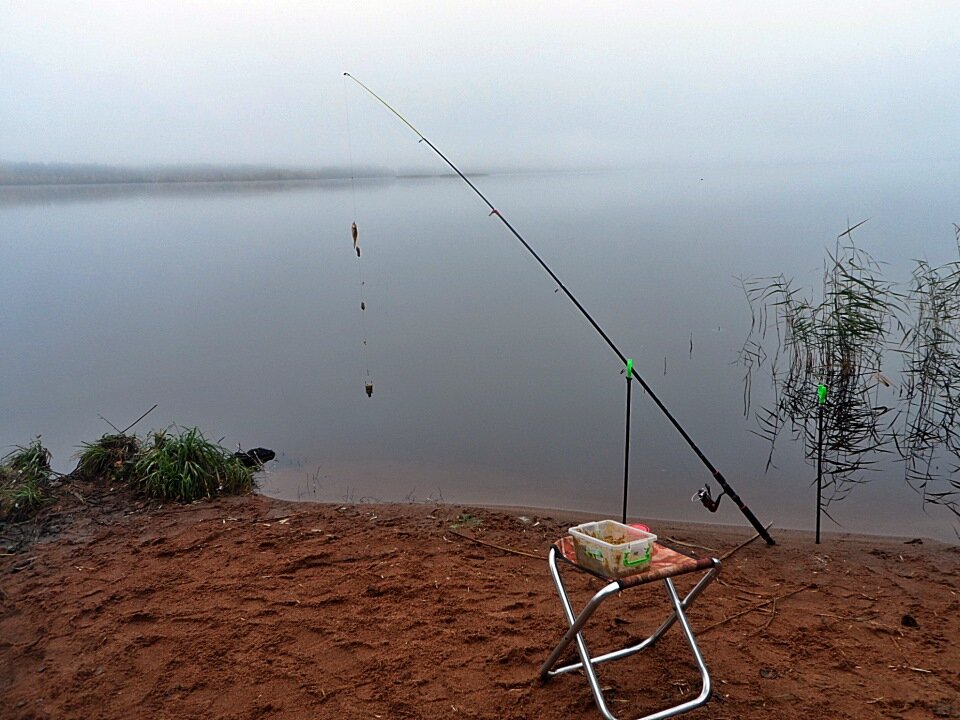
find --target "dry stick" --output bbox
[97,413,122,433]
[752,598,778,635]
[701,584,814,635]
[720,522,774,561]
[717,578,771,597]
[11,556,38,573]
[662,536,717,553]
[446,529,542,560]
[122,403,158,433]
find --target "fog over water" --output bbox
[2,3,959,539]
[2,3,958,170]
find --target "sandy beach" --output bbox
[2,484,958,720]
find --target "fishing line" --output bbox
[342,74,373,397]
[343,73,774,543]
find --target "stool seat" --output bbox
[540,533,721,720]
[554,535,717,588]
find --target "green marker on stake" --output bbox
[626,359,633,379]
[818,383,828,405]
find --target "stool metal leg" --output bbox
[539,547,621,720]
[539,547,620,680]
[653,577,713,719]
[549,563,720,676]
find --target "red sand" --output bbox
[2,489,958,719]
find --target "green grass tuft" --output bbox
[132,427,255,501]
[1,437,53,520]
[75,433,140,482]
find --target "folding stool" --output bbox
[539,533,721,720]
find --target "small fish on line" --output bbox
[352,222,361,256]
[365,382,374,398]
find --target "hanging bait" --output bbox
[344,80,375,400]
[351,221,370,395]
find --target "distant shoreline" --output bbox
[0,158,534,188]
[0,160,599,188]
[0,174,493,190]
[0,161,434,188]
[0,177,358,190]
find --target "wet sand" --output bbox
[2,488,958,719]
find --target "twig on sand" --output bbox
[701,583,814,635]
[888,665,933,674]
[11,556,38,573]
[720,522,775,561]
[752,598,777,635]
[662,536,717,553]
[717,578,771,597]
[446,529,542,560]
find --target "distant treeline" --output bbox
[0,162,396,186]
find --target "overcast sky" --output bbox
[1,1,958,169]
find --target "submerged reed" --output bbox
[741,223,960,529]
[899,225,960,517]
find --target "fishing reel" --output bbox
[691,483,726,513]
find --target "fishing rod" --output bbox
[344,72,775,545]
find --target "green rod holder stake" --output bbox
[626,359,633,379]
[818,383,827,405]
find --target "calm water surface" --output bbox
[2,163,958,540]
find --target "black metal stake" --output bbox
[622,373,633,524]
[816,399,824,545]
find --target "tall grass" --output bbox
[75,433,140,482]
[0,437,53,520]
[132,427,255,501]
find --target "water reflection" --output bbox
[1,165,958,541]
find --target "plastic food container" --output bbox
[569,520,658,578]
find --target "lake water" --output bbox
[2,162,958,541]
